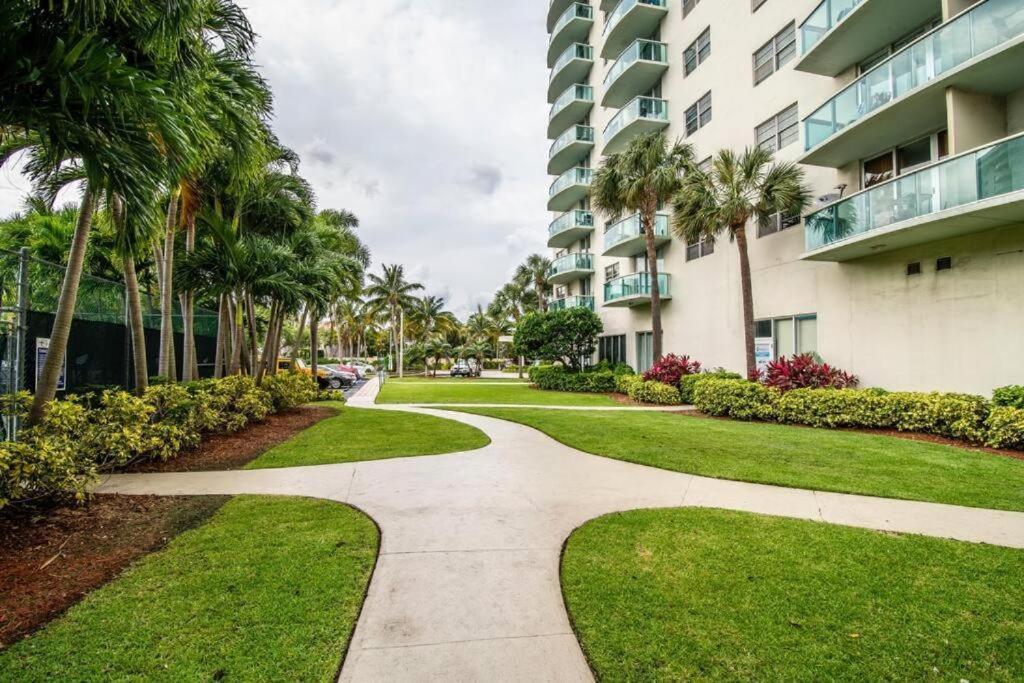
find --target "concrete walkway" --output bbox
[95,379,1024,681]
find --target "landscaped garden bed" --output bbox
[562,508,1024,681]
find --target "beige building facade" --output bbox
[545,0,1024,394]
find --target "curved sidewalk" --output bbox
[95,385,1024,682]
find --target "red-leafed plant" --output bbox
[757,354,858,392]
[643,354,702,387]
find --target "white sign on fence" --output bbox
[36,337,66,392]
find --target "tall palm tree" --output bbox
[672,147,811,375]
[515,254,553,312]
[591,132,693,363]
[410,295,457,342]
[363,264,423,370]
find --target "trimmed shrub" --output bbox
[628,380,682,406]
[993,385,1024,410]
[986,407,1024,449]
[263,371,318,411]
[643,354,701,387]
[531,365,620,394]
[616,373,644,396]
[775,388,892,429]
[692,379,778,421]
[679,370,743,404]
[758,354,858,391]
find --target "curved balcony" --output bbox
[803,132,1024,261]
[603,96,668,155]
[548,84,594,139]
[548,209,595,248]
[601,0,668,59]
[602,39,668,108]
[603,272,671,307]
[548,167,593,212]
[548,3,595,67]
[602,212,670,256]
[548,253,595,285]
[547,0,576,32]
[548,125,595,175]
[548,295,596,312]
[796,0,940,77]
[548,43,594,103]
[802,0,1024,168]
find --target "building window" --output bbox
[753,22,796,85]
[857,18,941,74]
[685,91,712,136]
[604,263,620,281]
[862,130,947,189]
[599,335,627,365]
[755,104,799,152]
[757,212,801,238]
[684,28,711,76]
[685,237,714,261]
[636,332,654,373]
[755,315,818,360]
[682,0,701,18]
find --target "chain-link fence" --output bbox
[0,248,220,436]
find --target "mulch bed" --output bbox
[0,495,229,648]
[125,404,338,473]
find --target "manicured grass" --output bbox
[0,496,378,681]
[457,409,1024,511]
[386,377,529,383]
[376,381,620,406]
[246,403,489,469]
[563,508,1024,681]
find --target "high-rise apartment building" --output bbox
[545,0,1024,393]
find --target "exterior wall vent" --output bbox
[906,262,922,276]
[936,256,953,272]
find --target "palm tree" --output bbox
[591,132,693,363]
[364,264,423,370]
[515,254,553,312]
[672,147,811,375]
[410,295,457,342]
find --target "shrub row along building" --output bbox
[544,0,1024,393]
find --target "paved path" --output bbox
[95,379,1024,681]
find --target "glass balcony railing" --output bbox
[604,272,670,303]
[799,0,866,55]
[550,125,595,158]
[604,96,668,142]
[805,132,1024,251]
[549,296,596,312]
[549,167,593,197]
[604,0,667,38]
[603,212,669,249]
[548,253,595,278]
[549,209,594,238]
[604,40,668,90]
[804,0,1024,151]
[550,84,594,121]
[551,43,594,81]
[551,2,593,43]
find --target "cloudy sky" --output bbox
[0,0,551,319]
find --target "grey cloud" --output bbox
[465,165,503,196]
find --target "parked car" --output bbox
[343,361,374,377]
[323,364,358,389]
[277,357,336,388]
[450,361,480,378]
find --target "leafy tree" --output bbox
[591,132,693,363]
[672,147,811,375]
[515,254,552,312]
[364,264,423,370]
[514,308,602,371]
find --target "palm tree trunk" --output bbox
[537,276,547,312]
[214,293,227,378]
[734,223,757,377]
[293,308,308,361]
[229,293,243,374]
[310,311,319,378]
[26,182,96,426]
[124,255,149,396]
[159,193,179,381]
[642,209,664,363]
[256,300,279,383]
[180,217,196,381]
[244,292,258,375]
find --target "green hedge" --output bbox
[628,380,682,405]
[529,364,632,394]
[693,379,1023,449]
[678,370,743,404]
[994,385,1024,410]
[0,373,321,511]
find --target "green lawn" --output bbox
[246,403,489,469]
[563,508,1024,681]
[0,496,378,681]
[375,382,621,406]
[457,409,1024,511]
[386,377,528,383]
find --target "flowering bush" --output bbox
[756,354,858,392]
[643,354,702,388]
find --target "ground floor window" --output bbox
[599,334,626,365]
[636,332,654,373]
[754,314,818,361]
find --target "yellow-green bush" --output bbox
[628,379,682,406]
[985,407,1024,449]
[616,374,644,396]
[678,370,744,404]
[262,371,318,411]
[692,379,779,421]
